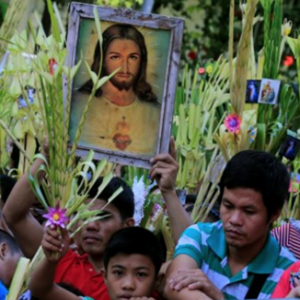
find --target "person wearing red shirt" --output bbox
[53,176,135,299]
[29,226,164,300]
[272,261,300,298]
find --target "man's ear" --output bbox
[123,217,135,227]
[0,243,7,260]
[269,208,282,224]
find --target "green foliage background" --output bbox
[1,0,300,71]
[152,1,299,75]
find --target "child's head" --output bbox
[103,227,163,300]
[0,230,22,287]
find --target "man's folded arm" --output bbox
[163,254,212,300]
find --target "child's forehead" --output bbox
[108,253,155,269]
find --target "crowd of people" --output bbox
[0,1,299,298]
[0,139,300,300]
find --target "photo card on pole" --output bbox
[245,80,261,104]
[258,79,281,105]
[279,130,300,161]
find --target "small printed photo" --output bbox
[245,80,261,104]
[279,135,300,161]
[258,79,281,105]
[17,86,35,109]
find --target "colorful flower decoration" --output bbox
[187,50,197,61]
[289,180,300,194]
[224,114,242,134]
[283,56,294,67]
[43,206,69,228]
[132,176,147,226]
[282,18,292,37]
[205,64,214,75]
[48,58,58,75]
[198,67,206,75]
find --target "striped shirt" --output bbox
[174,221,296,299]
[272,219,300,260]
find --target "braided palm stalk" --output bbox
[0,0,30,59]
[231,0,259,116]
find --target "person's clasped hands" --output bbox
[168,269,224,300]
[287,277,300,298]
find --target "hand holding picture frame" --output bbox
[66,3,184,168]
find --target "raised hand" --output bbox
[41,226,70,262]
[149,137,179,195]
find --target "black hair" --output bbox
[80,24,157,103]
[87,177,134,220]
[10,143,20,170]
[185,204,194,213]
[103,227,163,276]
[0,229,21,254]
[185,194,196,205]
[0,175,16,203]
[219,150,289,219]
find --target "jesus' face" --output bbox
[104,38,141,91]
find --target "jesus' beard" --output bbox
[109,75,134,91]
[102,66,139,91]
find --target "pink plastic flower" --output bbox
[224,114,242,134]
[43,206,69,228]
[198,67,206,75]
[289,180,299,193]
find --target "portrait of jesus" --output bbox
[69,21,170,157]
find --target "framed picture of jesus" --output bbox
[66,3,184,168]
